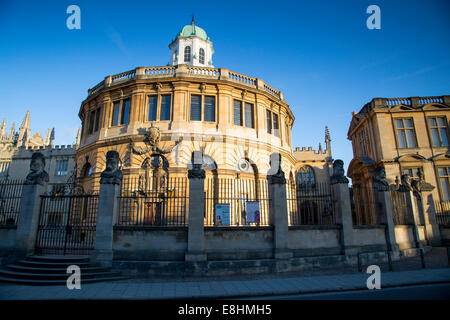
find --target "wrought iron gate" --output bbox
[35,194,99,255]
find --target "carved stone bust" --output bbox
[25,152,49,186]
[372,166,390,192]
[100,150,123,185]
[145,125,160,149]
[330,159,349,185]
[397,173,412,192]
[188,151,205,180]
[268,153,286,185]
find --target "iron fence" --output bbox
[434,200,450,226]
[35,194,99,255]
[287,181,335,225]
[0,179,24,225]
[204,177,270,226]
[390,190,414,225]
[118,176,188,226]
[350,185,377,225]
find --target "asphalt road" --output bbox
[240,283,450,300]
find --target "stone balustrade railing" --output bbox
[87,65,283,101]
[386,98,412,106]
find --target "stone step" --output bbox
[0,268,121,280]
[0,275,127,286]
[6,264,109,274]
[15,260,97,269]
[26,255,90,263]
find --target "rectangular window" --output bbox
[88,110,95,134]
[112,102,120,126]
[160,95,171,121]
[403,168,420,179]
[429,117,449,147]
[233,100,242,126]
[120,99,130,125]
[204,96,215,122]
[244,103,254,128]
[395,118,417,148]
[438,167,450,202]
[272,113,279,137]
[359,130,368,156]
[190,95,202,121]
[266,110,272,134]
[147,96,157,121]
[55,160,68,176]
[94,108,101,132]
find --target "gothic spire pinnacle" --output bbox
[0,118,5,135]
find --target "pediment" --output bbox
[390,104,415,111]
[395,153,427,162]
[422,103,449,110]
[431,152,450,161]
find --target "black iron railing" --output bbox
[117,176,188,226]
[0,179,24,226]
[434,200,450,226]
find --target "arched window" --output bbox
[81,163,92,177]
[184,46,191,62]
[199,48,205,64]
[297,166,315,188]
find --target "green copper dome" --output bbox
[174,22,210,42]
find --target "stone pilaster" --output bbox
[419,192,441,246]
[374,190,400,255]
[91,151,122,267]
[14,152,49,257]
[185,151,207,262]
[267,153,292,260]
[404,190,424,248]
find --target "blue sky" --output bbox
[1,0,449,169]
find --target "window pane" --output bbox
[233,100,242,126]
[160,95,171,121]
[120,100,130,125]
[437,117,446,127]
[112,102,120,126]
[405,129,416,148]
[431,128,441,147]
[94,108,101,131]
[440,178,450,202]
[204,96,215,122]
[398,130,407,148]
[438,168,447,177]
[429,118,437,127]
[440,128,449,146]
[199,48,205,65]
[190,95,201,121]
[404,119,413,128]
[147,96,157,121]
[396,119,404,128]
[88,110,95,134]
[244,103,254,128]
[266,110,272,134]
[184,46,191,62]
[272,113,279,137]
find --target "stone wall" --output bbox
[0,226,16,258]
[288,226,341,257]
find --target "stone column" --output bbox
[14,152,49,257]
[91,151,122,267]
[330,160,357,256]
[404,190,424,248]
[267,153,292,260]
[372,166,400,258]
[185,151,207,262]
[420,192,441,246]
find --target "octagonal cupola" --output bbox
[169,17,214,67]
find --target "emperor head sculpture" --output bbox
[25,152,49,185]
[398,173,412,192]
[100,150,123,185]
[372,165,390,191]
[330,159,349,185]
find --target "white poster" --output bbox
[246,201,260,224]
[215,203,230,226]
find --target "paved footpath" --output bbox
[1,267,450,300]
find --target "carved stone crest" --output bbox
[130,125,183,156]
[100,150,123,185]
[330,159,349,185]
[25,152,49,186]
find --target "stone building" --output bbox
[0,111,79,189]
[76,19,333,193]
[347,95,450,224]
